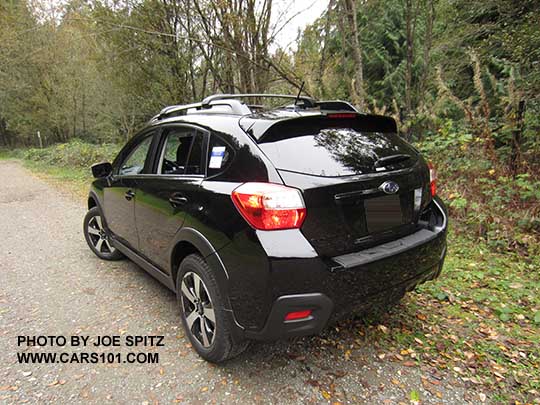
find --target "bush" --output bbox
[22,139,120,169]
[418,120,540,255]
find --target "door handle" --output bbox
[169,195,188,207]
[125,190,135,201]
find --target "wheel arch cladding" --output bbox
[171,241,200,285]
[88,195,97,210]
[169,227,232,310]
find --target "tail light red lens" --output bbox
[428,161,437,197]
[326,113,357,119]
[231,183,307,230]
[284,309,312,321]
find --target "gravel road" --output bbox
[0,160,471,404]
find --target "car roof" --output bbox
[141,94,396,141]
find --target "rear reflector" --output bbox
[231,182,306,230]
[428,162,437,197]
[284,310,312,321]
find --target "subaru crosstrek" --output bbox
[83,94,447,362]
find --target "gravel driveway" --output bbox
[0,160,470,404]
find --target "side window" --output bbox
[159,128,205,175]
[118,135,153,176]
[207,134,234,177]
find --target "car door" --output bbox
[134,125,207,272]
[104,131,156,249]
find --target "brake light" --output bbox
[428,161,437,197]
[231,183,306,230]
[285,310,312,321]
[326,113,357,119]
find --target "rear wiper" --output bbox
[374,154,411,168]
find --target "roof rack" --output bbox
[153,99,252,121]
[201,93,317,108]
[152,94,359,121]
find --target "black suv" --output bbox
[84,94,447,362]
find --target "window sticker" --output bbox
[209,146,226,169]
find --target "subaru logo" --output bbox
[379,181,399,194]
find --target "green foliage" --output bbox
[22,139,120,169]
[418,123,540,254]
[361,233,540,403]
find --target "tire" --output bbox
[176,254,248,363]
[83,207,124,261]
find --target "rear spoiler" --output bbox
[241,114,398,143]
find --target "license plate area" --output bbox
[364,195,404,233]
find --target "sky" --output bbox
[37,0,330,52]
[271,0,329,51]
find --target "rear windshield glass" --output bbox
[259,126,415,177]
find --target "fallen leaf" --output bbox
[410,390,420,404]
[321,390,331,400]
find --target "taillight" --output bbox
[428,161,437,197]
[231,182,306,230]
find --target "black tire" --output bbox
[83,207,124,261]
[176,254,248,363]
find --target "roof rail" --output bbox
[202,93,317,108]
[152,94,359,122]
[153,99,251,121]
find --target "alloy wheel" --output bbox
[87,215,116,255]
[180,272,216,348]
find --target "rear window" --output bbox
[259,127,415,177]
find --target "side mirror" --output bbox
[91,162,113,178]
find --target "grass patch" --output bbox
[2,140,121,199]
[356,233,540,402]
[23,160,91,198]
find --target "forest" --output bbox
[1,0,539,401]
[1,0,538,252]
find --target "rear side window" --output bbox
[258,118,416,177]
[207,135,234,177]
[159,128,204,175]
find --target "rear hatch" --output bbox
[252,114,432,257]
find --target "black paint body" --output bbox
[88,111,448,339]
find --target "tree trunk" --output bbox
[341,0,365,110]
[510,99,526,177]
[317,0,336,98]
[418,0,434,109]
[405,0,414,126]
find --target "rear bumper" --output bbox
[243,197,448,341]
[245,294,333,340]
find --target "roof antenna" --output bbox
[294,81,305,108]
